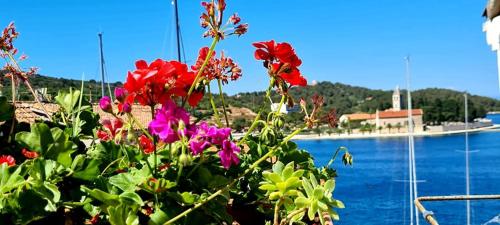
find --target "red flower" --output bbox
[253,40,307,87]
[0,155,15,167]
[139,135,154,154]
[21,148,39,159]
[124,59,203,107]
[97,130,111,141]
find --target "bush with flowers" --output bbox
[0,1,352,225]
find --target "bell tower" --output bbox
[392,86,401,111]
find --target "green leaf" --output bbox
[313,187,324,200]
[302,179,313,197]
[15,123,53,153]
[317,200,328,211]
[281,162,294,179]
[73,159,101,181]
[119,192,144,206]
[258,184,277,191]
[81,186,120,205]
[0,164,24,194]
[272,161,284,174]
[148,209,170,225]
[291,169,304,178]
[55,89,80,115]
[285,177,301,189]
[262,171,282,183]
[324,180,335,193]
[109,172,145,192]
[180,192,198,205]
[0,96,14,121]
[294,196,309,208]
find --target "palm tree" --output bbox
[377,126,383,134]
[386,123,393,133]
[395,122,402,133]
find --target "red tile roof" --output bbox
[344,113,375,121]
[378,109,423,119]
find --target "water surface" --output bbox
[296,121,500,224]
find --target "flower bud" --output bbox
[99,96,113,113]
[114,87,127,103]
[179,153,191,166]
[122,102,132,114]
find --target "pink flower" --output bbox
[149,100,190,143]
[0,155,15,167]
[188,122,232,155]
[99,96,113,113]
[218,140,240,169]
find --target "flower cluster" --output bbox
[200,0,248,39]
[123,59,203,107]
[192,47,242,84]
[148,100,240,169]
[253,40,307,87]
[139,135,154,154]
[97,118,125,142]
[0,155,15,167]
[149,100,190,143]
[0,22,18,56]
[22,148,39,159]
[3,63,38,84]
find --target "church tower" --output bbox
[392,85,401,111]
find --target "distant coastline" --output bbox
[289,124,500,140]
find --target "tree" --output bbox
[386,123,393,133]
[377,126,383,134]
[395,122,402,133]
[231,118,249,133]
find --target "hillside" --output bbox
[2,74,499,124]
[0,72,122,102]
[222,81,500,124]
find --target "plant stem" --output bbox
[274,198,284,225]
[236,78,275,145]
[183,35,220,107]
[217,79,230,128]
[6,52,51,120]
[150,105,157,177]
[207,83,222,127]
[129,114,154,140]
[163,126,305,225]
[280,208,307,225]
[7,66,16,144]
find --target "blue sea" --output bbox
[296,115,500,225]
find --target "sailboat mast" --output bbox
[464,93,471,225]
[173,0,182,62]
[98,33,105,97]
[405,56,419,225]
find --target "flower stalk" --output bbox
[183,35,220,107]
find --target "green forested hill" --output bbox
[0,72,122,102]
[2,73,499,124]
[222,81,500,124]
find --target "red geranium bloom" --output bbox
[124,59,203,107]
[138,135,154,154]
[0,155,15,167]
[21,148,39,159]
[253,40,307,87]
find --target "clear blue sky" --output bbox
[2,0,499,97]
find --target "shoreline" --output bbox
[289,124,500,140]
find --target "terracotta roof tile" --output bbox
[379,109,423,119]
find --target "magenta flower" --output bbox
[114,87,127,103]
[99,96,113,113]
[188,122,231,155]
[149,100,190,143]
[122,102,132,113]
[218,140,240,169]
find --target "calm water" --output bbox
[296,115,500,225]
